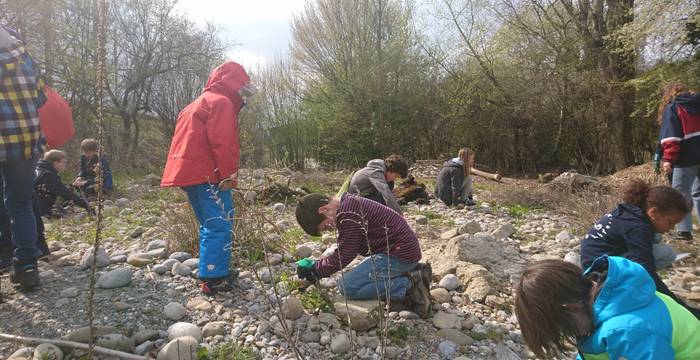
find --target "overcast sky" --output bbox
[176,0,307,70]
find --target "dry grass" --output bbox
[488,164,673,233]
[160,202,200,256]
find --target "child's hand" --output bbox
[73,178,87,187]
[218,173,238,190]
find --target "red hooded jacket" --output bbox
[161,62,249,187]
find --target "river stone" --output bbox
[182,258,199,269]
[168,322,202,342]
[439,274,461,290]
[172,262,192,276]
[97,267,132,288]
[8,347,32,359]
[295,245,313,258]
[127,253,153,266]
[330,333,351,354]
[164,302,188,321]
[431,288,452,303]
[95,333,134,352]
[334,298,380,331]
[432,311,462,329]
[62,325,117,343]
[202,321,227,337]
[80,247,110,268]
[438,328,474,346]
[157,336,198,360]
[133,329,160,344]
[169,252,192,262]
[186,298,214,313]
[147,239,167,250]
[32,343,62,360]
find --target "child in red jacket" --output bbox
[161,62,256,295]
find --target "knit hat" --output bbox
[295,193,330,236]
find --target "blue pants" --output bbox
[671,166,700,232]
[338,253,417,300]
[0,159,39,261]
[184,183,234,279]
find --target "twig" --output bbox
[0,333,147,360]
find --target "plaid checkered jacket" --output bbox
[0,39,46,162]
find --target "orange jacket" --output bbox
[161,62,249,188]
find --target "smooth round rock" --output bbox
[96,267,132,288]
[169,252,192,262]
[439,274,461,291]
[172,262,192,277]
[33,343,63,360]
[164,302,188,321]
[168,322,202,342]
[157,336,198,360]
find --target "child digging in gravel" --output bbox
[515,256,700,359]
[294,192,433,317]
[580,179,700,318]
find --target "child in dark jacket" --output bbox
[435,148,476,207]
[34,150,91,216]
[580,179,700,318]
[72,138,113,195]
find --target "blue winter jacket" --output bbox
[659,92,700,167]
[577,256,700,360]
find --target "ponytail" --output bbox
[458,148,473,177]
[623,179,689,214]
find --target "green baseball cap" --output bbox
[295,193,329,236]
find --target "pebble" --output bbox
[439,274,461,290]
[127,253,153,266]
[281,296,304,320]
[330,333,351,354]
[147,239,167,250]
[169,252,192,262]
[33,343,63,360]
[164,302,188,321]
[96,333,134,352]
[187,298,214,313]
[135,340,155,355]
[295,245,313,258]
[182,258,199,270]
[438,340,458,358]
[202,321,227,337]
[80,247,111,268]
[431,288,452,303]
[96,267,133,288]
[172,262,192,277]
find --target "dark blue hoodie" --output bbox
[580,203,700,317]
[659,92,700,167]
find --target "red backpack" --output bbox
[38,85,75,148]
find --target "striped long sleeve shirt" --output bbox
[314,193,421,277]
[0,32,46,162]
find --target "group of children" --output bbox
[516,84,700,358]
[0,139,111,271]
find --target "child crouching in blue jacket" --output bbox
[580,179,700,318]
[515,256,700,359]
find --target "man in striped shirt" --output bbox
[295,193,432,317]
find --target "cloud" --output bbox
[176,0,306,65]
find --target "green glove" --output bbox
[296,258,318,281]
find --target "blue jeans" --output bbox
[184,183,234,279]
[0,158,39,261]
[671,166,700,232]
[337,253,417,300]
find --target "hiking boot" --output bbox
[465,196,477,207]
[406,267,432,318]
[10,260,40,290]
[200,271,239,296]
[675,231,693,241]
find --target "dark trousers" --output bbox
[0,159,41,261]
